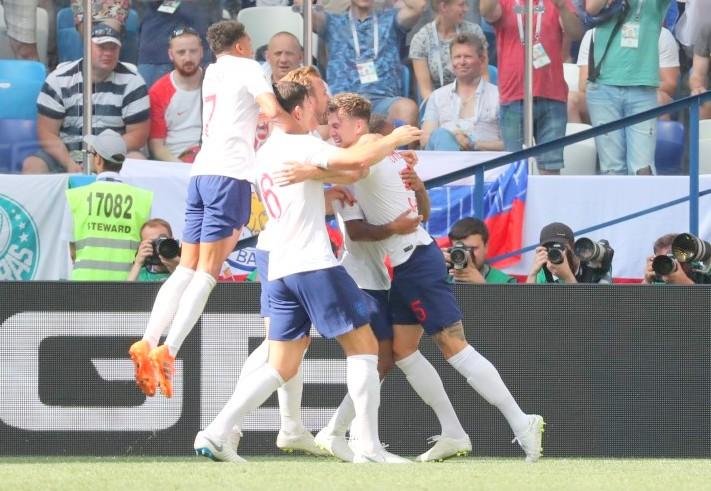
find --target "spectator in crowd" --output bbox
[420,33,502,150]
[526,222,612,284]
[584,0,669,175]
[136,0,222,88]
[642,233,696,285]
[3,0,40,60]
[690,12,711,119]
[148,26,204,162]
[263,32,304,84]
[71,0,128,33]
[22,23,150,174]
[410,0,487,102]
[128,218,181,281]
[480,0,583,174]
[443,217,516,283]
[65,129,153,281]
[572,26,680,124]
[296,0,427,126]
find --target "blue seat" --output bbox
[0,119,39,174]
[57,8,140,64]
[401,64,411,99]
[488,65,498,85]
[654,120,685,175]
[0,60,46,120]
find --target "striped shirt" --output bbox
[37,59,150,156]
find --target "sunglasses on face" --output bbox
[170,26,199,40]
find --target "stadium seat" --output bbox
[401,64,411,98]
[563,62,580,93]
[487,65,498,85]
[561,123,596,175]
[0,60,46,120]
[57,7,140,64]
[237,6,319,58]
[654,120,684,175]
[0,119,39,174]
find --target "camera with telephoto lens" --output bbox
[144,235,180,268]
[652,253,677,276]
[574,238,614,268]
[671,233,711,264]
[449,241,471,270]
[546,243,566,265]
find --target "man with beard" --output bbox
[148,27,204,163]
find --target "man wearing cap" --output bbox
[526,222,611,284]
[22,22,150,174]
[64,129,153,281]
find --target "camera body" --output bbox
[574,238,614,273]
[449,241,471,270]
[144,235,180,268]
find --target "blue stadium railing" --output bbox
[424,90,711,261]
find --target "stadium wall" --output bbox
[0,282,708,458]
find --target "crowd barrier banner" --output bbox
[0,282,708,457]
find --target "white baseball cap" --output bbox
[91,23,122,47]
[84,129,127,164]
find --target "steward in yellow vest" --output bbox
[66,130,153,280]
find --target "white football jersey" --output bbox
[192,55,273,181]
[354,152,432,267]
[334,199,391,291]
[256,129,339,280]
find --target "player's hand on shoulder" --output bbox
[398,150,419,167]
[273,162,319,186]
[325,186,357,208]
[391,125,423,146]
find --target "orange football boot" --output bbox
[129,339,156,397]
[149,345,175,398]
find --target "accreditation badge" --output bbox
[356,60,379,85]
[158,0,181,14]
[621,22,640,48]
[532,42,551,69]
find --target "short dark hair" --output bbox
[653,233,678,254]
[140,218,173,237]
[450,32,486,58]
[206,20,247,55]
[448,217,489,244]
[273,81,308,114]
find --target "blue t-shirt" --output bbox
[137,1,213,65]
[324,9,406,99]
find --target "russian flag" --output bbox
[483,160,528,268]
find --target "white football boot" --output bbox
[511,414,545,463]
[415,434,472,462]
[194,430,247,463]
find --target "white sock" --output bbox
[142,266,194,348]
[346,354,381,455]
[396,350,467,440]
[325,393,356,437]
[206,363,284,441]
[164,271,216,356]
[278,363,305,434]
[240,340,269,378]
[447,345,529,435]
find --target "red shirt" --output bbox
[493,0,575,104]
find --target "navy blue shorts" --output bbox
[389,241,463,336]
[363,289,393,341]
[182,175,251,244]
[268,266,371,341]
[255,249,271,317]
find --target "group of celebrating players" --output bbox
[127,19,544,464]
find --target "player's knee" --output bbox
[433,322,468,359]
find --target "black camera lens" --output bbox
[156,237,180,259]
[449,241,469,270]
[546,244,565,265]
[652,254,677,276]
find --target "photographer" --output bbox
[526,222,613,284]
[128,219,181,282]
[643,234,698,285]
[443,217,516,284]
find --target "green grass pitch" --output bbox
[1,457,709,491]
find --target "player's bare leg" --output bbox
[435,321,544,462]
[392,324,472,461]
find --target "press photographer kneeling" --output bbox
[442,217,516,284]
[643,233,711,285]
[127,218,181,282]
[526,222,613,284]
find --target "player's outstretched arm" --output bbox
[345,211,422,242]
[273,163,365,186]
[327,125,423,170]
